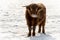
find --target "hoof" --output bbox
[28,33,31,37]
[38,31,41,33]
[43,32,46,34]
[32,33,35,36]
[38,30,41,33]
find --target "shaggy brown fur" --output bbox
[24,3,46,37]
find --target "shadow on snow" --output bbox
[30,33,55,40]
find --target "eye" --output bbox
[38,7,41,10]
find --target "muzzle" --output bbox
[31,14,38,18]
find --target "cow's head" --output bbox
[23,4,42,18]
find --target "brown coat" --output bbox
[25,3,46,37]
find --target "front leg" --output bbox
[38,25,41,33]
[32,26,36,36]
[28,25,31,37]
[27,21,32,37]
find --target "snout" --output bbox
[31,14,38,18]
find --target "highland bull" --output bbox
[24,3,46,37]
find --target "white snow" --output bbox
[0,0,60,40]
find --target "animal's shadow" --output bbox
[30,33,55,40]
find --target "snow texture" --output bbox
[0,0,60,40]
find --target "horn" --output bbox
[22,6,28,7]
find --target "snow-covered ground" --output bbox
[0,0,60,40]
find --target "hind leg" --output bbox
[42,21,45,34]
[42,24,45,34]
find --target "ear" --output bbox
[26,6,30,10]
